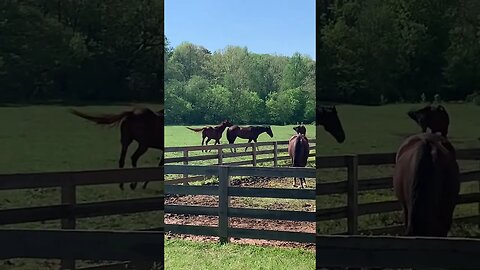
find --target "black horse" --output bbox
[408,105,450,137]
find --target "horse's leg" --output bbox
[245,139,252,152]
[118,125,133,190]
[129,144,148,190]
[201,134,206,152]
[205,138,211,152]
[254,138,259,151]
[142,150,164,189]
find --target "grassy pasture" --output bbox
[1,103,479,269]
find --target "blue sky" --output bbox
[165,0,315,59]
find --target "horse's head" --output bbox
[265,126,274,138]
[317,105,345,143]
[293,125,307,136]
[223,120,233,127]
[408,105,449,136]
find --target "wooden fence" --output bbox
[164,165,316,243]
[164,148,480,243]
[0,167,165,270]
[315,148,480,235]
[164,139,316,184]
[316,234,480,269]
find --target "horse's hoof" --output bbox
[130,182,137,190]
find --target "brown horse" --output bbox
[226,125,274,152]
[288,125,310,188]
[70,107,164,190]
[187,120,233,152]
[393,132,459,237]
[317,105,345,143]
[408,105,450,137]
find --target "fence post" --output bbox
[183,150,189,179]
[218,166,230,244]
[61,182,76,270]
[218,145,223,165]
[346,155,359,235]
[252,143,257,167]
[273,141,278,167]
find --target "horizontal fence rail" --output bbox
[316,234,480,269]
[164,165,316,244]
[164,139,316,184]
[0,167,165,270]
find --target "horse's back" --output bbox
[288,134,309,167]
[394,133,459,236]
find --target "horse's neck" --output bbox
[217,124,228,132]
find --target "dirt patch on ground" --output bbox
[165,176,316,250]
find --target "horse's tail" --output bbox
[409,140,435,236]
[69,109,131,127]
[186,127,205,132]
[293,135,307,167]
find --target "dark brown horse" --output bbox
[226,125,274,152]
[288,125,310,188]
[187,120,233,152]
[393,132,459,236]
[70,107,164,190]
[408,105,450,137]
[317,105,345,143]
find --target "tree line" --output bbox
[317,0,480,105]
[165,40,315,125]
[0,0,164,103]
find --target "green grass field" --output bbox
[1,103,480,269]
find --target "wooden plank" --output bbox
[347,155,359,234]
[358,200,401,215]
[223,149,274,159]
[358,177,392,191]
[218,166,230,243]
[458,193,480,204]
[457,148,480,160]
[164,141,279,152]
[61,183,76,270]
[316,181,348,195]
[222,160,254,166]
[74,197,164,218]
[460,170,480,183]
[165,185,218,196]
[229,228,315,243]
[357,152,396,165]
[0,204,69,225]
[316,234,480,269]
[164,154,218,163]
[316,156,349,168]
[252,144,257,166]
[0,198,164,226]
[164,224,218,237]
[273,141,278,167]
[165,205,218,216]
[0,167,164,190]
[61,183,76,229]
[228,208,315,222]
[164,165,218,176]
[228,166,316,178]
[77,262,129,270]
[217,146,223,165]
[317,206,348,221]
[0,229,164,261]
[229,186,315,200]
[183,150,188,179]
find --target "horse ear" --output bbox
[332,105,337,112]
